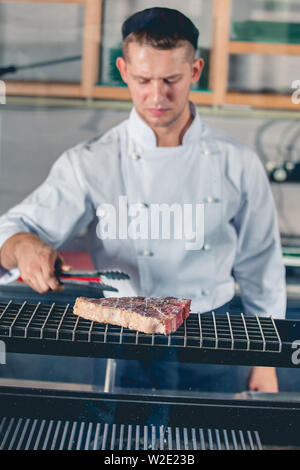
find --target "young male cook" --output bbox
[0,8,286,392]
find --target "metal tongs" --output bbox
[18,268,130,293]
[55,268,130,293]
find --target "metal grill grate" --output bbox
[0,301,282,352]
[0,417,262,450]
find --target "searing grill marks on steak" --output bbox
[73,296,191,335]
[99,297,179,319]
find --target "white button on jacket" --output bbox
[0,103,286,317]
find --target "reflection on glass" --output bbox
[229,1,300,94]
[228,53,300,94]
[0,2,83,83]
[231,0,300,44]
[99,0,213,91]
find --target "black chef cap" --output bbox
[122,7,199,50]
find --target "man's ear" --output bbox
[116,57,128,84]
[191,57,205,85]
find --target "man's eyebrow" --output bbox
[164,73,183,79]
[133,73,183,80]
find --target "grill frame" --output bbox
[1,295,299,451]
[0,300,282,350]
[0,417,263,450]
[0,298,298,367]
[0,386,300,450]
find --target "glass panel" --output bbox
[0,2,84,82]
[231,0,300,44]
[228,53,300,94]
[99,0,213,91]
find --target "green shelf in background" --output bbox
[230,38,300,45]
[283,248,300,258]
[95,82,127,87]
[232,20,300,44]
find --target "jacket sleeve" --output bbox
[232,151,286,319]
[0,147,95,275]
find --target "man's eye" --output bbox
[164,79,177,85]
[138,79,149,84]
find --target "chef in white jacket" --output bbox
[0,8,286,392]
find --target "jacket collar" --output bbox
[128,101,203,149]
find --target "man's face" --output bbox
[116,43,204,129]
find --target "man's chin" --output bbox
[143,112,178,129]
[147,120,173,128]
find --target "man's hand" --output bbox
[0,233,71,294]
[247,366,279,393]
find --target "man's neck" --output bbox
[153,104,194,147]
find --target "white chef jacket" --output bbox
[0,102,286,317]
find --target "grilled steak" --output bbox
[73,296,191,334]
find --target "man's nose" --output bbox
[152,80,167,104]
